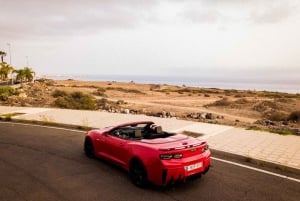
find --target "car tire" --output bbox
[84,138,95,158]
[130,160,148,188]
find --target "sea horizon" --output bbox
[40,74,300,94]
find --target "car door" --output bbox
[108,136,130,167]
[97,130,130,167]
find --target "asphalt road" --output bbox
[0,122,299,201]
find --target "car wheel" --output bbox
[130,161,148,188]
[84,138,95,158]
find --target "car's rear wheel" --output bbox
[84,138,95,158]
[130,160,148,188]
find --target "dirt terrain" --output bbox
[2,79,300,135]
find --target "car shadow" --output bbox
[83,152,208,192]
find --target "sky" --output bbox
[1,0,300,83]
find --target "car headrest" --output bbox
[134,130,142,138]
[155,126,163,134]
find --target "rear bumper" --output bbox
[148,150,211,186]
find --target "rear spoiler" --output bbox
[159,141,207,151]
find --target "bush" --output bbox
[106,87,145,94]
[267,111,288,121]
[288,111,300,122]
[253,101,278,112]
[52,90,68,98]
[93,87,106,96]
[149,84,161,91]
[235,98,250,104]
[0,86,19,101]
[53,91,96,110]
[208,98,231,107]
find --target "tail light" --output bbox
[160,153,183,160]
[202,145,209,153]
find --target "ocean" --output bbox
[42,74,300,94]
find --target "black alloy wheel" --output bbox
[130,161,148,188]
[84,138,95,158]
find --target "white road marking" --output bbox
[0,121,85,133]
[212,157,300,183]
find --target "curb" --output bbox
[0,118,95,131]
[211,149,300,179]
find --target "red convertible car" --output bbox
[84,121,210,187]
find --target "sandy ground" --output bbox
[2,79,300,132]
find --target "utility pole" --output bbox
[6,43,11,64]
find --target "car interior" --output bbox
[110,123,174,140]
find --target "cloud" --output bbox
[2,0,299,41]
[249,2,297,24]
[180,8,224,23]
[179,0,299,24]
[0,0,158,40]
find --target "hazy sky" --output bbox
[1,0,300,80]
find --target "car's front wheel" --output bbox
[84,138,95,158]
[130,160,148,188]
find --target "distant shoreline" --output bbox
[39,74,300,94]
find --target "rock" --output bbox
[200,113,207,119]
[292,129,300,135]
[188,113,199,119]
[205,113,213,119]
[169,112,176,118]
[282,121,289,126]
[162,110,167,118]
[19,93,27,98]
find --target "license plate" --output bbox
[185,162,202,171]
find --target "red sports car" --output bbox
[84,121,210,187]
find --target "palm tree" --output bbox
[16,67,35,83]
[0,63,14,81]
[0,51,7,63]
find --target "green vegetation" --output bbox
[270,129,292,135]
[0,63,14,81]
[1,49,35,84]
[246,126,264,131]
[0,112,24,121]
[52,91,97,110]
[15,67,35,82]
[0,86,19,100]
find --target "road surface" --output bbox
[0,122,299,201]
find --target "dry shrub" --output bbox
[93,87,106,96]
[253,101,278,112]
[106,87,145,94]
[288,111,300,122]
[265,111,288,121]
[235,98,250,104]
[207,98,231,107]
